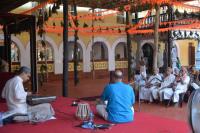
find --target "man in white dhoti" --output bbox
[151,67,175,102]
[139,68,162,102]
[163,67,190,103]
[1,66,55,123]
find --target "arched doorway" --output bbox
[92,41,108,70]
[92,42,108,60]
[11,42,20,72]
[115,42,127,60]
[68,42,83,61]
[37,40,54,73]
[142,43,154,73]
[114,42,128,69]
[68,41,83,71]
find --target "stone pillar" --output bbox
[109,50,115,71]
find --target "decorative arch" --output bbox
[26,35,59,73]
[59,37,86,72]
[112,37,127,50]
[140,39,155,51]
[111,38,128,70]
[0,34,26,66]
[87,37,111,52]
[11,35,26,62]
[139,39,155,59]
[139,39,156,73]
[58,36,86,59]
[86,37,112,71]
[27,35,58,61]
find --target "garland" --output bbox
[43,21,200,36]
[2,0,199,36]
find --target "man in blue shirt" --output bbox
[96,70,135,123]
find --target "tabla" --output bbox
[75,102,91,120]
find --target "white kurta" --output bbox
[163,76,190,103]
[1,76,28,114]
[151,74,175,101]
[140,74,162,102]
[140,65,147,78]
[134,74,146,92]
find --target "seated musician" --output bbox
[151,67,175,102]
[162,66,190,103]
[139,68,162,103]
[96,70,135,123]
[1,66,55,123]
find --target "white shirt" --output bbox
[176,76,190,92]
[134,74,146,87]
[160,74,175,89]
[147,74,162,85]
[1,76,28,114]
[140,66,147,78]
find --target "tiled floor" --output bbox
[38,76,188,122]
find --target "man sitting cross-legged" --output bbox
[162,66,190,104]
[151,67,175,102]
[139,68,162,103]
[96,70,135,123]
[1,66,55,123]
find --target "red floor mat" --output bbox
[0,97,190,133]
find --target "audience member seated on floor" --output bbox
[162,67,190,103]
[0,58,9,72]
[151,67,175,102]
[96,70,135,123]
[139,68,162,103]
[1,66,55,123]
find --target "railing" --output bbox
[11,60,129,72]
[68,62,83,71]
[37,61,54,73]
[132,12,197,29]
[132,13,170,28]
[11,62,20,72]
[90,60,108,70]
[115,60,128,69]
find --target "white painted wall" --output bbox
[112,38,127,71]
[0,34,26,67]
[27,35,59,73]
[87,37,111,72]
[59,37,86,73]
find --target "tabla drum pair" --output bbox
[75,102,91,120]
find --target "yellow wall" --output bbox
[2,5,199,68]
[16,32,30,46]
[131,41,137,57]
[176,39,198,66]
[6,9,126,48]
